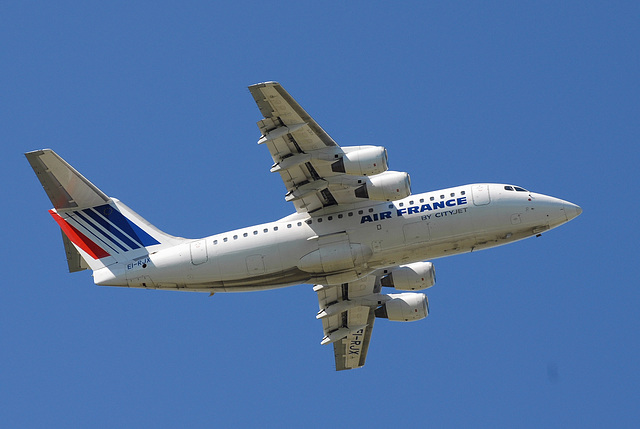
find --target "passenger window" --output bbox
[450,193,455,197]
[297,222,302,226]
[430,196,435,201]
[399,203,404,207]
[243,233,248,238]
[233,235,238,240]
[213,240,218,245]
[338,214,343,219]
[461,191,466,195]
[368,208,373,213]
[358,210,363,215]
[388,204,394,209]
[327,216,333,221]
[287,224,292,228]
[253,231,258,235]
[223,237,228,242]
[306,219,312,225]
[318,218,323,223]
[409,201,414,205]
[440,195,445,199]
[348,212,353,217]
[263,228,268,233]
[273,226,278,231]
[420,199,424,203]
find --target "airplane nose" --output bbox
[564,202,582,221]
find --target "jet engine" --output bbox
[380,262,436,291]
[331,146,388,176]
[354,171,411,201]
[374,293,428,322]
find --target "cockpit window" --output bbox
[505,185,529,192]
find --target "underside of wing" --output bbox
[249,81,338,149]
[249,82,411,214]
[313,265,434,370]
[314,276,381,371]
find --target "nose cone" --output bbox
[563,202,582,221]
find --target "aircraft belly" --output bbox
[220,268,311,291]
[185,228,317,290]
[173,267,312,292]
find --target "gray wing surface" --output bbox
[314,276,379,371]
[248,82,409,214]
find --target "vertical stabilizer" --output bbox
[25,149,110,210]
[26,149,184,273]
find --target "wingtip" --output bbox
[24,148,51,157]
[248,81,280,89]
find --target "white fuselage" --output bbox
[96,183,580,292]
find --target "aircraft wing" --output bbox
[314,276,379,371]
[249,82,410,213]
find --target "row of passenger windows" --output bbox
[397,190,466,208]
[213,189,468,244]
[504,185,528,192]
[213,222,304,244]
[305,190,467,223]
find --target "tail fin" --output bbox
[25,149,183,273]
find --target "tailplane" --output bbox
[25,149,183,273]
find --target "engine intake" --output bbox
[380,262,436,291]
[374,293,428,322]
[354,171,411,201]
[331,146,388,176]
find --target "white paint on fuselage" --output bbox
[103,183,579,292]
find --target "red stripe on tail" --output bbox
[49,210,111,259]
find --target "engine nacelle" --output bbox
[380,262,436,291]
[374,293,428,322]
[355,171,411,201]
[331,146,388,176]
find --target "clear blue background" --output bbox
[2,1,638,427]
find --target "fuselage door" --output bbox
[246,254,265,275]
[472,184,491,206]
[190,239,208,265]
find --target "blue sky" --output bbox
[2,1,639,427]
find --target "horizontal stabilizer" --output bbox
[60,229,90,272]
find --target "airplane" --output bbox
[25,81,582,371]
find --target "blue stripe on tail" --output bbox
[81,209,139,250]
[73,211,129,252]
[86,204,160,248]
